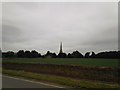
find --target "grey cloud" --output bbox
[2,24,25,43]
[2,2,118,54]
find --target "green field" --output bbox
[3,58,119,67]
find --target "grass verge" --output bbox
[2,69,120,88]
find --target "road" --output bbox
[2,75,66,89]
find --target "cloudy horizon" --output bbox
[2,2,118,55]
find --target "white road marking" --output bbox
[3,75,64,88]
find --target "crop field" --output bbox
[2,58,119,67]
[3,62,120,83]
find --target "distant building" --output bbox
[59,42,63,53]
[58,42,66,58]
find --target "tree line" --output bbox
[1,50,120,58]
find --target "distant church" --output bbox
[59,42,63,54]
[58,42,66,58]
[45,42,64,58]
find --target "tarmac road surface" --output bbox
[2,75,67,90]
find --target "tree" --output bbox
[90,52,96,58]
[0,49,2,58]
[118,51,120,58]
[52,53,57,58]
[58,53,67,58]
[6,51,15,58]
[95,51,119,58]
[71,51,83,58]
[17,50,25,58]
[31,50,39,58]
[84,52,90,58]
[25,50,31,58]
[68,53,72,58]
[38,53,42,58]
[45,51,53,58]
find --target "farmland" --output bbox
[3,61,120,83]
[2,58,120,87]
[2,58,119,67]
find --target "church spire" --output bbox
[59,42,63,53]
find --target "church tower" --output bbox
[59,42,63,53]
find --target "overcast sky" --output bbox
[2,2,118,54]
